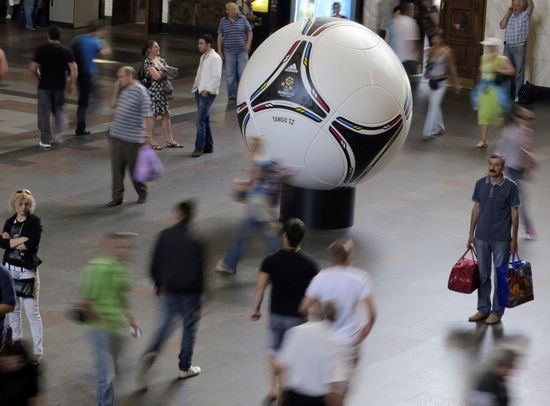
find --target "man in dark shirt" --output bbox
[137,200,204,389]
[0,264,16,354]
[29,26,77,148]
[251,218,319,404]
[467,154,519,325]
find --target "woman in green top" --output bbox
[476,38,515,148]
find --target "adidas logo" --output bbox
[284,63,299,73]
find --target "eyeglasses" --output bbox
[16,189,32,195]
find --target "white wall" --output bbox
[105,0,112,17]
[163,0,169,23]
[485,0,550,87]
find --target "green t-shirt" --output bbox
[78,257,132,333]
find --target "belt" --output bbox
[504,42,525,48]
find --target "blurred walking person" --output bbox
[0,264,16,354]
[137,200,204,389]
[497,105,537,239]
[78,233,140,406]
[29,26,77,149]
[393,2,421,85]
[0,341,40,405]
[1,189,44,365]
[71,20,112,136]
[251,218,319,404]
[422,31,461,140]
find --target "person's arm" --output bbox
[526,0,534,17]
[384,28,390,44]
[298,295,317,315]
[111,79,121,109]
[10,237,29,249]
[147,65,164,81]
[245,30,253,53]
[500,5,513,29]
[68,61,78,95]
[0,302,15,314]
[354,295,376,345]
[217,33,224,60]
[29,61,40,79]
[510,207,519,253]
[497,56,516,76]
[20,216,42,251]
[99,40,112,57]
[468,202,480,247]
[251,271,269,320]
[0,49,7,80]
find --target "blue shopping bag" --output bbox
[496,252,534,308]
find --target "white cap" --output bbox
[480,37,503,47]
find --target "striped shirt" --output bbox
[504,10,530,45]
[218,14,252,54]
[110,83,152,143]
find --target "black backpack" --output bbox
[137,62,151,88]
[518,81,536,105]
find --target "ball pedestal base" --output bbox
[279,184,355,229]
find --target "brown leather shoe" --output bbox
[191,149,203,158]
[106,199,122,207]
[468,312,488,322]
[485,314,501,325]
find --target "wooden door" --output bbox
[440,0,486,86]
[145,0,162,34]
[112,0,132,24]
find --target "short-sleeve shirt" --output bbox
[218,14,252,54]
[504,10,530,45]
[278,320,347,397]
[78,257,133,333]
[71,34,104,75]
[472,176,520,242]
[394,15,421,63]
[0,264,16,338]
[109,83,153,143]
[32,43,74,90]
[260,249,319,317]
[305,266,372,344]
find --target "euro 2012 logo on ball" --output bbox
[237,18,412,190]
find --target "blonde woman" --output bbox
[0,189,43,365]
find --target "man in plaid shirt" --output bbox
[500,0,534,100]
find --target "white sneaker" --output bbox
[178,365,201,379]
[39,141,52,148]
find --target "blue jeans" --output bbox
[224,51,248,99]
[223,217,281,273]
[145,292,201,371]
[422,83,447,136]
[88,329,123,406]
[77,74,97,133]
[504,45,526,99]
[474,239,510,317]
[194,91,216,151]
[268,314,305,355]
[24,0,36,28]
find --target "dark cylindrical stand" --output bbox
[280,184,355,229]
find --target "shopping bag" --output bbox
[496,253,534,308]
[448,245,480,294]
[133,145,164,183]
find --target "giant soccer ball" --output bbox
[236,18,412,190]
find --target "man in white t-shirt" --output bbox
[300,239,376,383]
[277,301,346,406]
[393,2,421,80]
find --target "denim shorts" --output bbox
[268,313,305,355]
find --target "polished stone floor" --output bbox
[1,21,549,406]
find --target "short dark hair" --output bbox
[177,199,196,225]
[141,39,156,58]
[48,26,61,41]
[123,66,136,78]
[199,34,214,45]
[490,153,505,166]
[282,218,305,248]
[399,1,414,14]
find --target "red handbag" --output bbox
[448,245,480,294]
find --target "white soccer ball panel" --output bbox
[336,86,400,125]
[304,132,346,189]
[252,111,321,165]
[315,23,379,50]
[366,47,410,109]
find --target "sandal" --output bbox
[151,143,163,150]
[166,141,183,148]
[475,141,488,149]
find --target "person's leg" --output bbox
[37,89,52,145]
[506,168,533,231]
[126,141,147,199]
[513,46,526,100]
[161,112,175,144]
[76,74,92,134]
[179,293,201,371]
[223,217,255,272]
[503,45,514,98]
[194,91,208,151]
[236,51,249,84]
[89,329,116,406]
[22,276,43,357]
[480,125,488,145]
[24,0,36,28]
[144,293,179,355]
[432,84,447,132]
[422,89,437,137]
[491,241,510,317]
[52,89,67,136]
[203,94,216,152]
[8,296,23,341]
[474,239,492,315]
[224,52,238,99]
[110,138,125,201]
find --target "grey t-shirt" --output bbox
[110,83,152,143]
[472,176,520,242]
